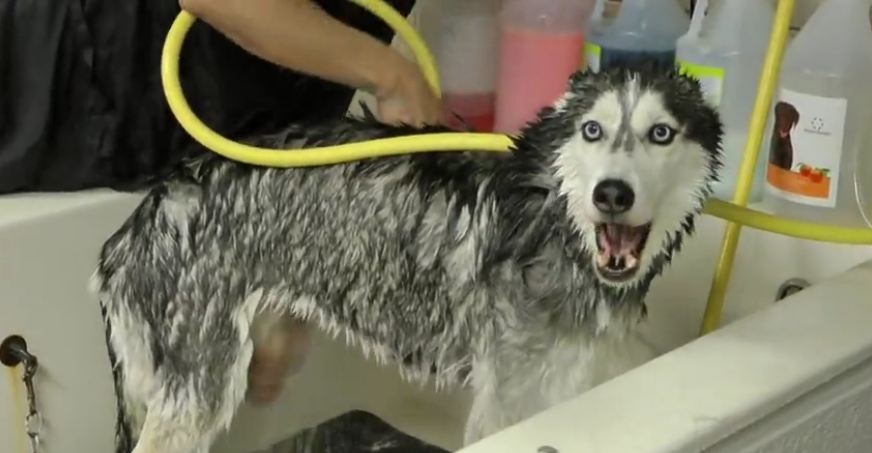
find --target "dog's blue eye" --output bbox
[581,121,602,142]
[649,124,676,145]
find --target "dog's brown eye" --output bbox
[649,124,676,145]
[581,121,603,142]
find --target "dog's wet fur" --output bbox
[92,66,722,453]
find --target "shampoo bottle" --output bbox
[676,0,774,201]
[585,0,689,72]
[493,0,595,133]
[419,0,499,132]
[582,0,611,72]
[762,0,872,227]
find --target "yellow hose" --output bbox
[162,0,872,334]
[698,0,795,335]
[160,7,513,167]
[704,199,872,244]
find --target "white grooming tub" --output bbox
[4,2,872,450]
[2,181,872,453]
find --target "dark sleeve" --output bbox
[0,0,416,194]
[0,0,77,193]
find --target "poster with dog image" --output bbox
[766,88,848,208]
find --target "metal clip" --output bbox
[2,335,43,453]
[23,359,42,452]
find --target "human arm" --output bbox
[179,0,443,127]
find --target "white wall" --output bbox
[672,0,832,29]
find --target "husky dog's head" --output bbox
[520,66,722,287]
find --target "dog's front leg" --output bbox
[462,331,602,446]
[462,354,529,446]
[464,385,506,445]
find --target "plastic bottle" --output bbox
[675,0,774,201]
[585,0,689,72]
[419,0,500,132]
[762,0,872,227]
[582,0,611,72]
[493,0,595,134]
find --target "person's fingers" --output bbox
[374,56,445,128]
[379,96,438,128]
[413,79,441,126]
[376,100,412,127]
[424,103,443,126]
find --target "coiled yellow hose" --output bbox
[160,7,513,167]
[699,0,799,335]
[161,0,872,335]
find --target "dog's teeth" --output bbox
[607,255,625,270]
[597,252,610,268]
[597,231,611,252]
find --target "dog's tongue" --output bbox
[599,224,645,258]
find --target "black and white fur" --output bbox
[91,67,722,453]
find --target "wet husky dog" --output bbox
[92,66,722,453]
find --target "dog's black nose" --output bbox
[593,179,635,215]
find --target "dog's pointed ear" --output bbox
[568,69,595,92]
[546,69,596,114]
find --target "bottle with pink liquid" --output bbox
[493,0,595,134]
[419,0,500,132]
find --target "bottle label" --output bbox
[584,42,601,72]
[677,60,725,107]
[765,89,848,208]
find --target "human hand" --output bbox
[246,317,310,405]
[373,54,444,128]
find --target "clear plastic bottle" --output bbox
[582,0,612,72]
[585,0,689,72]
[493,0,595,133]
[762,0,872,227]
[419,0,500,132]
[675,0,774,201]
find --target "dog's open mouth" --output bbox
[594,222,652,282]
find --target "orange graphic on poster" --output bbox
[767,99,832,200]
[767,163,831,199]
[765,89,847,207]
